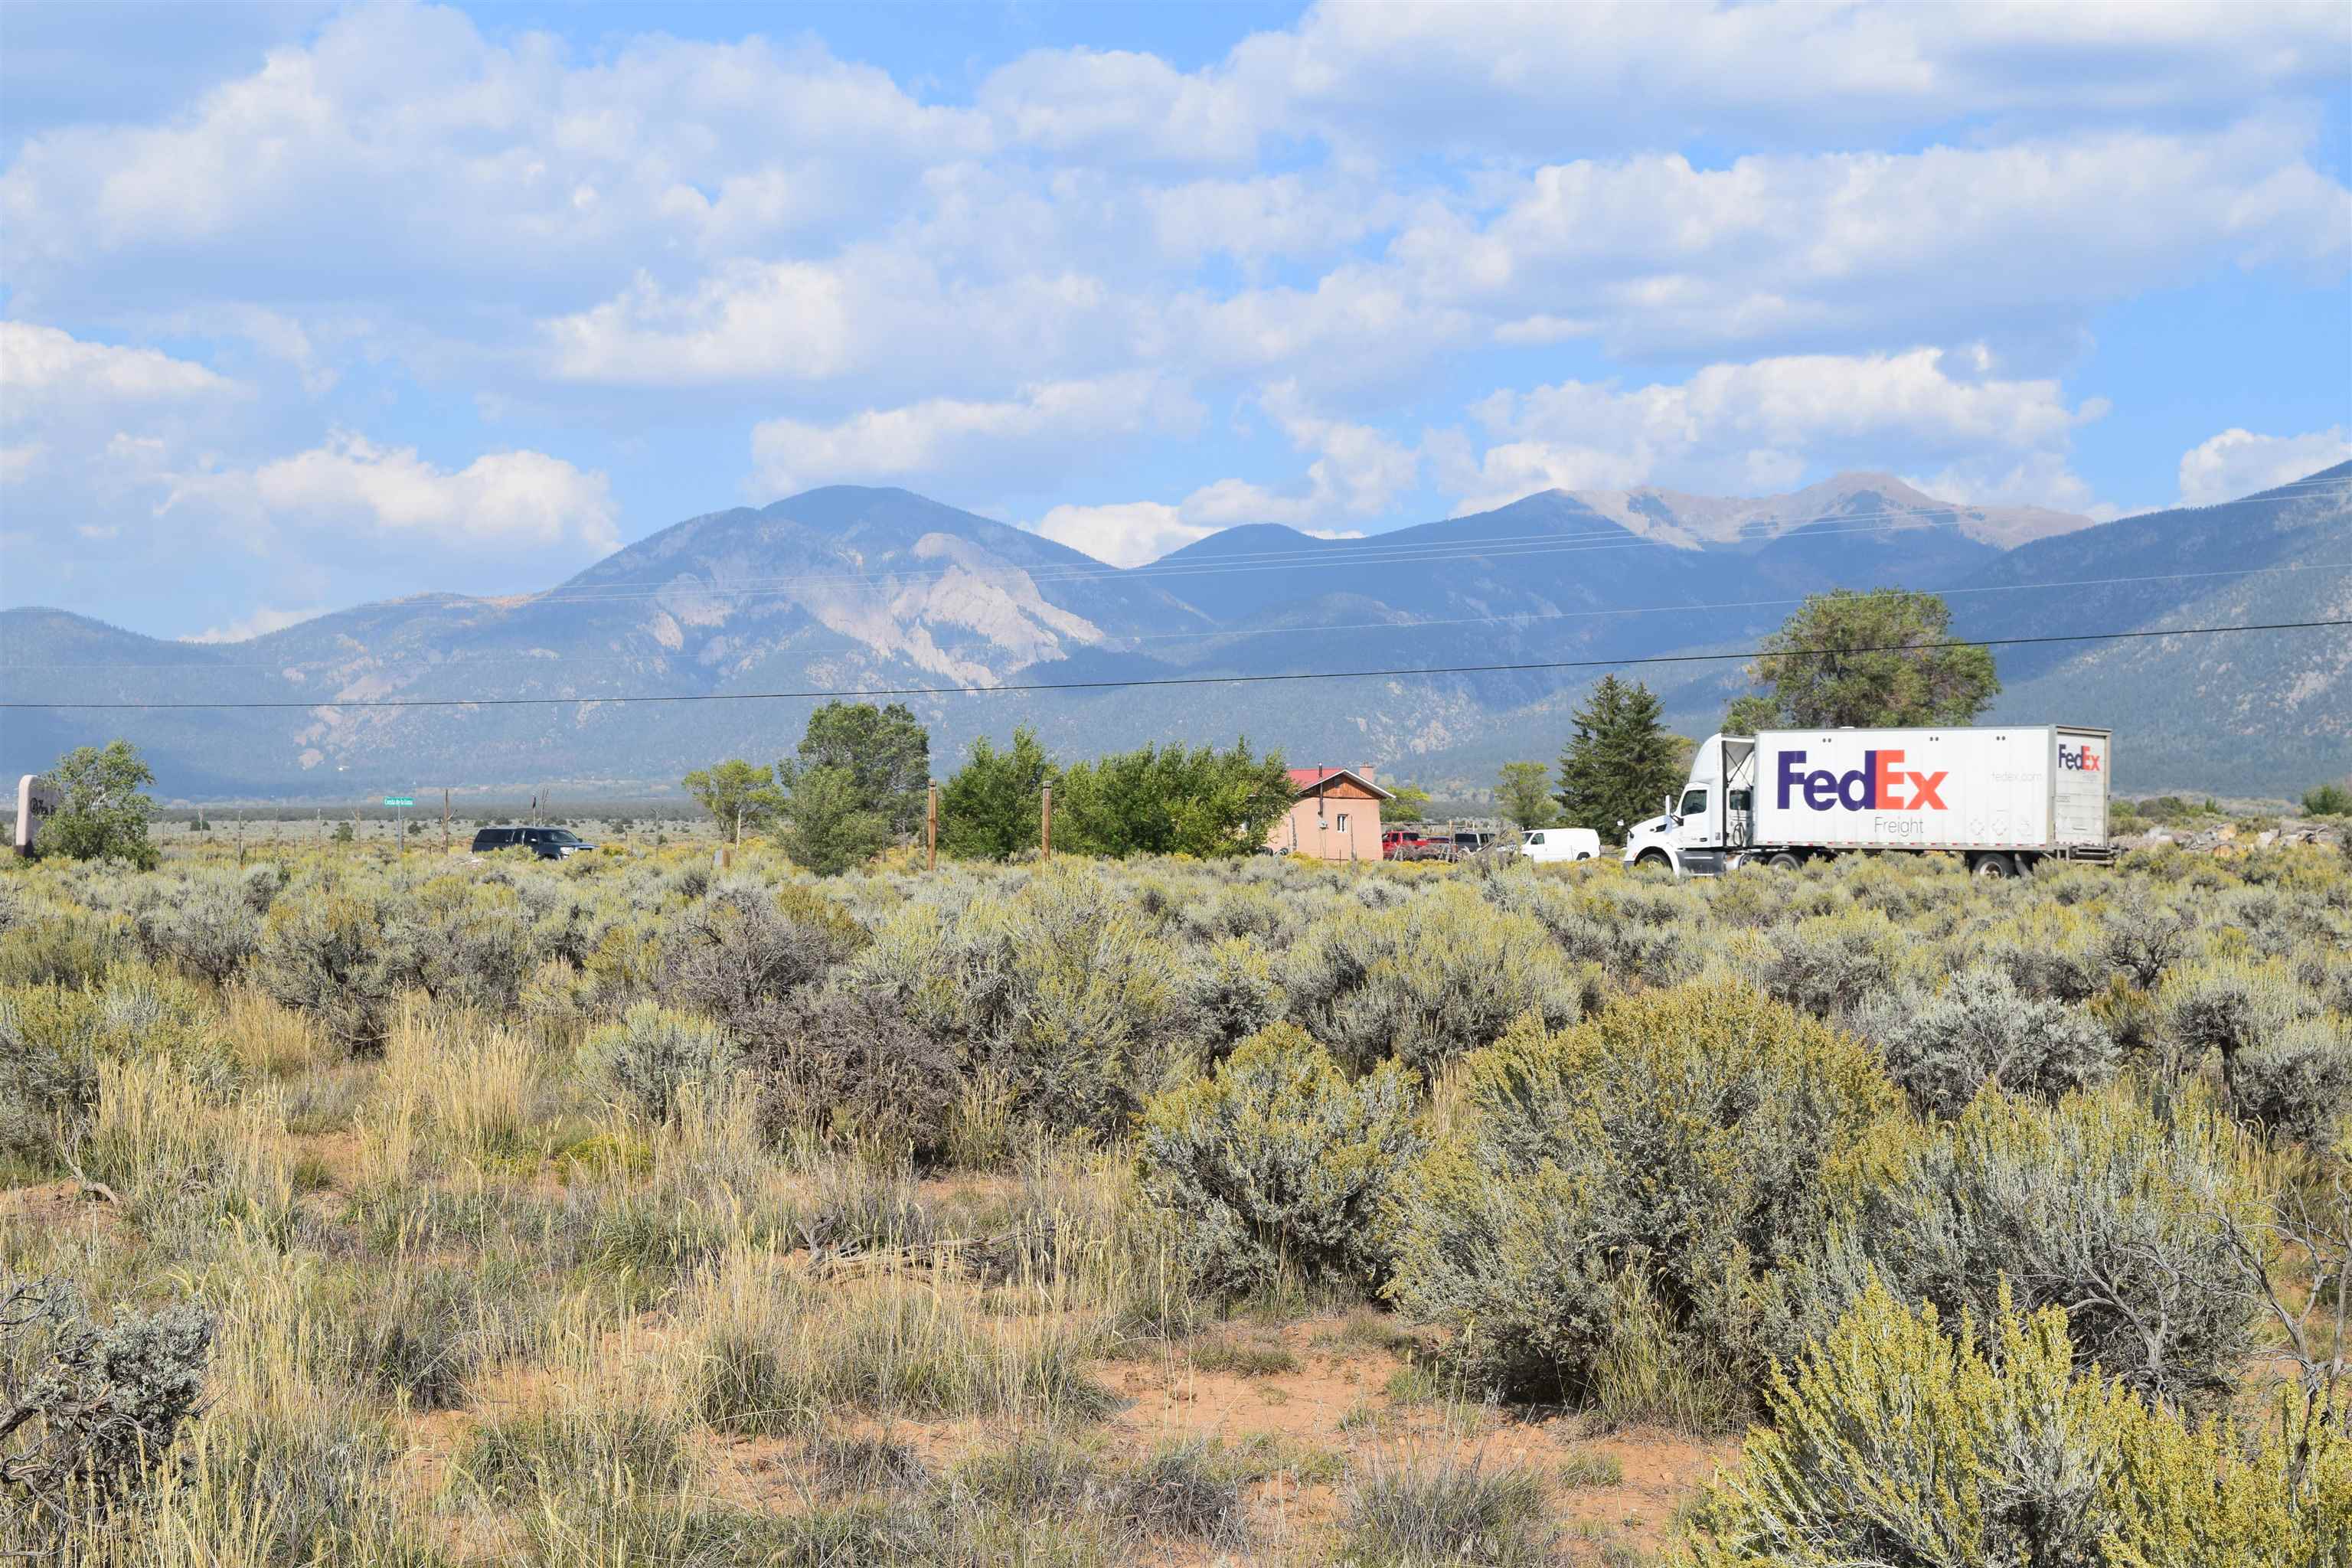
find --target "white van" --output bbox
[1511,826,1602,863]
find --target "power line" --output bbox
[496,478,2352,606]
[11,550,2349,675]
[27,476,2328,641]
[8,618,2342,710]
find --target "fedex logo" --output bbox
[2058,743,2102,772]
[1776,749,1949,812]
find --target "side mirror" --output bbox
[1615,818,1625,830]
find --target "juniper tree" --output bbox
[1554,676,1682,838]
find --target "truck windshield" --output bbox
[548,830,582,845]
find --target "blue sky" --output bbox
[2,0,2347,640]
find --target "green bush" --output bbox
[257,888,405,1055]
[1177,935,1285,1058]
[1340,1446,1555,1568]
[130,873,261,985]
[975,867,1192,1135]
[740,986,964,1164]
[1285,884,1591,1076]
[0,991,100,1169]
[2230,1016,2352,1148]
[1680,1282,2352,1568]
[2158,954,2309,1075]
[0,1277,214,1547]
[1815,1086,2262,1410]
[1138,1023,1419,1296]
[658,884,868,1028]
[1762,908,1906,1021]
[590,1002,737,1124]
[1384,980,1899,1412]
[1858,964,2118,1118]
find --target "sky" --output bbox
[1,0,2347,642]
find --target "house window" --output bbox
[1334,812,1350,831]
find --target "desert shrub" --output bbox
[794,1163,939,1256]
[658,885,869,1027]
[972,867,1192,1135]
[1340,1446,1554,1568]
[689,1250,1112,1431]
[2230,1017,2352,1148]
[1857,964,2118,1118]
[1181,882,1303,947]
[2159,953,2309,1071]
[411,889,539,1014]
[1138,1023,1420,1296]
[1815,1086,2262,1410]
[1385,980,1899,1411]
[2101,887,2197,988]
[1681,1282,2352,1568]
[1113,1439,1251,1545]
[332,1266,529,1412]
[257,887,405,1054]
[0,991,99,1168]
[131,873,262,984]
[1177,934,1285,1057]
[1285,884,1590,1076]
[800,1431,929,1495]
[590,1002,737,1124]
[0,910,126,990]
[1983,932,2106,1004]
[740,986,963,1164]
[0,1278,215,1545]
[1761,908,1906,1021]
[946,1432,1250,1547]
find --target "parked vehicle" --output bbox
[1452,830,1498,854]
[472,825,599,859]
[1622,726,2113,879]
[1381,828,1446,860]
[1507,826,1602,863]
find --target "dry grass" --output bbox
[7,835,2344,1565]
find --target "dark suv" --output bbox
[471,825,596,860]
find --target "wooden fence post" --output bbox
[1040,785,1053,861]
[926,781,938,871]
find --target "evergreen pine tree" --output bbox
[1555,676,1683,839]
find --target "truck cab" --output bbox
[1622,734,1758,877]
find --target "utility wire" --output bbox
[500,479,2352,605]
[45,475,2321,626]
[11,547,2350,674]
[8,618,2344,710]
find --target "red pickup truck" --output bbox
[1381,828,1446,860]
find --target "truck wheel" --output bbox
[1636,850,1673,874]
[1766,851,1804,871]
[1972,852,2017,880]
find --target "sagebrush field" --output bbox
[2,839,2347,1566]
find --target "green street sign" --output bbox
[383,796,415,807]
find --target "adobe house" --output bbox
[1269,766,1391,861]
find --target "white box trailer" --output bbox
[1621,725,2113,880]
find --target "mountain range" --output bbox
[5,466,2346,801]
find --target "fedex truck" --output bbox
[1620,725,2114,880]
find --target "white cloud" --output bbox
[0,8,989,294]
[1031,500,1207,568]
[0,320,237,408]
[1441,348,2102,514]
[749,374,1196,497]
[2177,426,2352,506]
[244,431,619,550]
[183,604,328,643]
[1223,0,2352,156]
[1028,384,1422,565]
